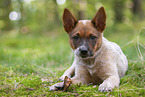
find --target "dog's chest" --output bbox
[82,59,99,75]
[81,59,103,83]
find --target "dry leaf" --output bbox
[63,76,72,91]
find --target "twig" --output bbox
[136,28,145,61]
[129,60,144,63]
[137,41,144,61]
[121,27,145,63]
[139,42,145,49]
[121,39,136,48]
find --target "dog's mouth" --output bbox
[79,51,94,59]
[80,54,88,58]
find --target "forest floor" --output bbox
[0,25,145,96]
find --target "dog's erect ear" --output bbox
[91,7,106,32]
[63,8,78,34]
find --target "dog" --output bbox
[49,7,128,92]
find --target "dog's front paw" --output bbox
[49,82,64,91]
[98,83,113,92]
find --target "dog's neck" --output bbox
[94,43,103,58]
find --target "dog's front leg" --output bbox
[98,75,120,92]
[70,64,94,85]
[49,82,64,91]
[59,61,75,81]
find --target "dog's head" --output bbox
[63,7,106,59]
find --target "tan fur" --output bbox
[49,7,128,92]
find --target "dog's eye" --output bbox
[72,34,79,41]
[90,35,97,41]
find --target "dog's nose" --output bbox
[81,50,88,55]
[80,48,88,55]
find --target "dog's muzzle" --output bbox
[74,45,93,58]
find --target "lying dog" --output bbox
[50,7,128,92]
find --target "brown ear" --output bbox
[63,8,78,34]
[91,7,106,32]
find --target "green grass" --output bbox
[0,26,145,96]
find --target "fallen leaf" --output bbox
[63,76,72,91]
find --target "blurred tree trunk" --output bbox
[18,0,24,30]
[132,0,143,18]
[53,0,61,25]
[0,0,12,30]
[113,0,124,22]
[73,0,87,20]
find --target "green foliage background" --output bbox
[0,0,145,96]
